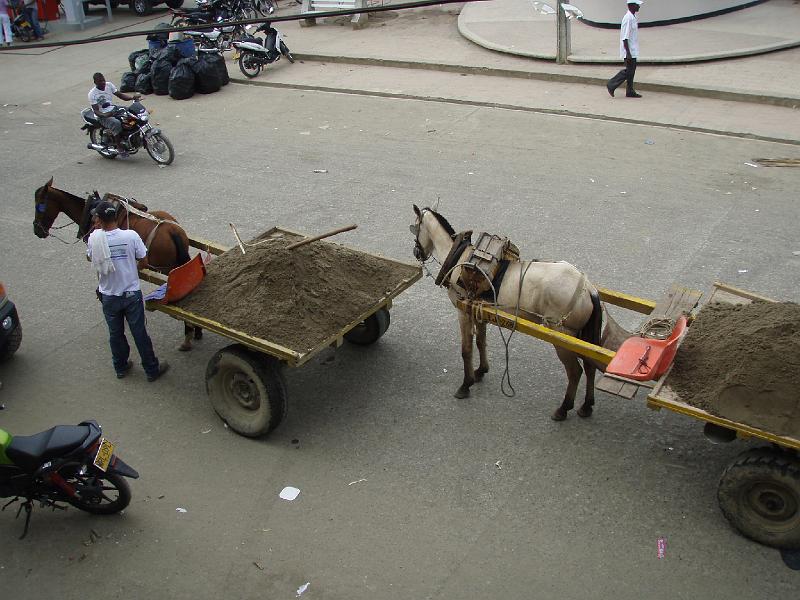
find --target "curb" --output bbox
[292,53,800,109]
[229,75,800,146]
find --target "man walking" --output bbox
[607,1,642,98]
[88,201,169,382]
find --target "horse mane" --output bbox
[428,208,456,237]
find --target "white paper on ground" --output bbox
[280,486,301,501]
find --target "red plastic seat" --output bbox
[605,315,688,381]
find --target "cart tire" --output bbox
[718,447,800,549]
[205,344,288,437]
[344,308,390,346]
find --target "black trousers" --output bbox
[608,58,637,94]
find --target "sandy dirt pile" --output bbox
[669,301,800,439]
[176,231,418,353]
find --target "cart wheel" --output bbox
[344,308,390,346]
[205,344,288,438]
[718,447,800,549]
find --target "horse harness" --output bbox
[88,193,179,252]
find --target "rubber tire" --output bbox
[62,468,132,515]
[718,447,800,549]
[109,0,120,8]
[257,0,275,17]
[19,28,32,42]
[164,0,183,7]
[89,128,117,160]
[280,42,294,63]
[145,133,174,166]
[344,308,391,346]
[238,53,261,78]
[131,0,153,16]
[205,344,288,438]
[0,324,21,362]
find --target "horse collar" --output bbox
[434,231,473,288]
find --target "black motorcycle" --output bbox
[0,420,139,539]
[81,101,175,165]
[233,22,294,78]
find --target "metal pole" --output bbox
[556,3,571,64]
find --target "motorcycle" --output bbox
[233,22,294,78]
[11,8,35,42]
[81,101,175,165]
[170,0,233,27]
[0,420,139,539]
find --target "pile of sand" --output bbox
[176,231,418,353]
[669,301,800,439]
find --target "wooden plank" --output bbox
[650,284,703,320]
[711,281,778,304]
[189,237,229,256]
[459,300,616,365]
[146,302,305,365]
[596,287,656,315]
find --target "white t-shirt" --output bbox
[87,229,147,296]
[88,82,118,115]
[619,11,639,58]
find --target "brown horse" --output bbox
[411,205,628,421]
[33,177,202,351]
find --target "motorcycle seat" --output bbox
[6,426,92,473]
[82,108,100,124]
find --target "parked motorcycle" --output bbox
[233,22,294,78]
[170,0,233,27]
[81,101,175,165]
[1,420,139,538]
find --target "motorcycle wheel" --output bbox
[239,53,261,78]
[61,467,132,515]
[280,42,295,63]
[257,0,275,17]
[19,29,32,43]
[145,133,175,165]
[89,128,117,160]
[165,0,184,8]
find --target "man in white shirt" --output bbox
[87,201,169,382]
[607,1,643,98]
[88,72,141,152]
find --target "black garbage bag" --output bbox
[134,53,151,73]
[120,72,137,93]
[192,55,222,94]
[135,59,152,76]
[146,22,171,43]
[168,59,196,100]
[151,58,173,96]
[202,51,229,86]
[135,72,153,95]
[150,45,181,65]
[128,49,149,72]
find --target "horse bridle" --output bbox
[410,208,433,263]
[33,198,81,244]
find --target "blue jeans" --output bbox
[101,291,160,377]
[23,6,43,39]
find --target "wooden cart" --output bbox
[460,281,800,549]
[139,227,422,438]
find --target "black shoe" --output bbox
[147,361,170,382]
[607,84,615,97]
[626,91,643,98]
[116,360,133,379]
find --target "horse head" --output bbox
[411,204,455,262]
[32,177,56,238]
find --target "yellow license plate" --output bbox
[93,438,115,472]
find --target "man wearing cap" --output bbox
[87,201,169,382]
[607,1,643,98]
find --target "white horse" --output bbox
[411,205,613,421]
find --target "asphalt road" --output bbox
[1,26,799,600]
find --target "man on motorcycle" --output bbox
[88,73,141,154]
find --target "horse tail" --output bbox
[578,289,602,347]
[171,230,191,266]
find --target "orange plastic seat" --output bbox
[605,315,688,381]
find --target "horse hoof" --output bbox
[454,387,470,399]
[577,406,594,418]
[551,408,568,421]
[475,368,488,382]
[178,343,192,352]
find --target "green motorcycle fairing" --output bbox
[0,428,13,465]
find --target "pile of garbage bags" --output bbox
[120,34,229,101]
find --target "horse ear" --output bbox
[413,204,421,217]
[45,176,53,189]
